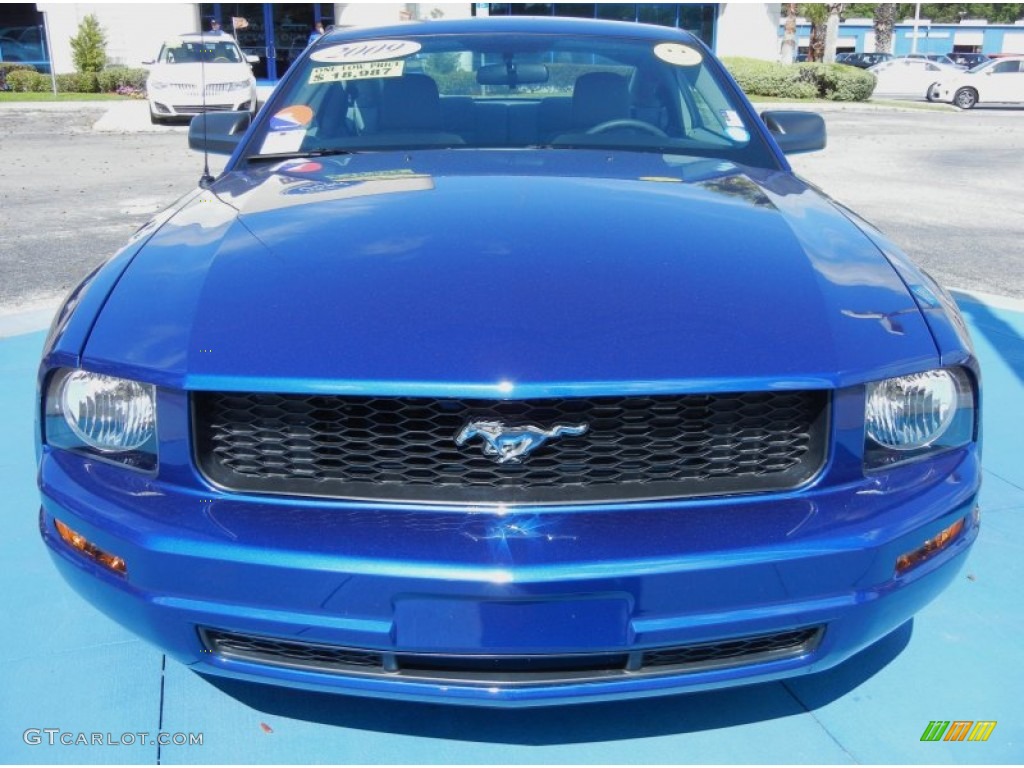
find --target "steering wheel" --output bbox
[213,56,230,63]
[585,119,668,138]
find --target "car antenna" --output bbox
[198,27,215,189]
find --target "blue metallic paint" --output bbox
[81,152,940,395]
[37,17,980,706]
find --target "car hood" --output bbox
[934,66,991,84]
[147,62,251,84]
[84,150,938,395]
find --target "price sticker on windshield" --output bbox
[308,60,405,84]
[311,40,421,63]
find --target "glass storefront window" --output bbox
[678,4,716,46]
[200,3,333,80]
[477,4,716,46]
[0,25,46,68]
[552,4,594,18]
[0,2,49,73]
[595,5,639,22]
[637,4,678,27]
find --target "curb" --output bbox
[0,296,62,339]
[751,99,958,114]
[92,100,186,133]
[0,101,110,112]
[952,288,1024,314]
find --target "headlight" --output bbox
[227,79,251,90]
[864,368,975,470]
[148,80,167,90]
[45,369,157,470]
[866,370,957,450]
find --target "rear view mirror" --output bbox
[188,111,252,155]
[761,110,827,154]
[476,63,549,86]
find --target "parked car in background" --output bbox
[868,57,962,99]
[905,52,966,70]
[949,52,990,68]
[39,16,980,707]
[144,32,258,125]
[842,52,894,69]
[928,55,1024,108]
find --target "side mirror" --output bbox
[246,54,260,65]
[761,110,827,154]
[188,111,252,154]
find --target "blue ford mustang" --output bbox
[37,17,980,707]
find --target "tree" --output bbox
[801,4,828,62]
[845,3,1024,25]
[823,3,844,63]
[70,14,107,73]
[780,2,798,64]
[873,3,897,53]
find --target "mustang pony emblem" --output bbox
[455,420,589,464]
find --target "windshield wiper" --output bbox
[245,148,362,162]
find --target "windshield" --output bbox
[159,38,244,64]
[249,32,776,168]
[968,59,999,74]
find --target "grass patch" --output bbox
[0,92,131,102]
[868,98,957,111]
[749,96,820,103]
[751,96,956,112]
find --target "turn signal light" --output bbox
[54,519,127,576]
[896,518,965,575]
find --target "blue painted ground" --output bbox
[0,293,1020,764]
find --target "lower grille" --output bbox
[199,626,823,685]
[193,391,828,505]
[174,104,236,114]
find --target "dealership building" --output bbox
[3,2,780,78]
[790,15,1024,57]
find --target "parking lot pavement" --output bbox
[91,82,275,132]
[92,100,189,133]
[1,292,1021,764]
[2,99,1021,312]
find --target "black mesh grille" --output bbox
[202,629,383,670]
[193,391,828,504]
[199,626,823,683]
[641,627,821,668]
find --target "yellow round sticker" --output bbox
[654,43,703,67]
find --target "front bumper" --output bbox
[148,89,254,117]
[927,82,963,104]
[39,440,979,707]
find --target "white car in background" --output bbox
[867,57,962,100]
[145,33,258,125]
[927,56,1024,109]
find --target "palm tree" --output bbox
[802,4,828,62]
[873,3,897,54]
[823,4,844,63]
[781,3,798,64]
